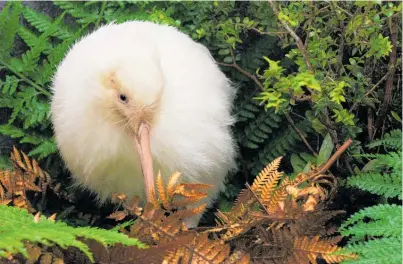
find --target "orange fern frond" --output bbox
[174,184,210,199]
[166,171,182,198]
[259,170,284,205]
[11,146,26,170]
[171,195,203,208]
[157,171,170,209]
[291,235,356,263]
[175,204,207,220]
[250,156,282,194]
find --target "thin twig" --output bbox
[284,113,317,156]
[374,16,398,132]
[251,28,288,36]
[267,0,313,72]
[349,65,397,113]
[217,61,265,91]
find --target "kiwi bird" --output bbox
[50,21,236,226]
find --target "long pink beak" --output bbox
[133,123,155,201]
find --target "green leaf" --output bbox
[367,34,393,59]
[223,56,233,63]
[317,133,334,166]
[290,153,305,172]
[218,48,230,55]
[391,111,402,123]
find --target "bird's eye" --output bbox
[119,94,128,104]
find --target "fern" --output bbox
[347,172,401,199]
[0,205,147,262]
[0,2,22,58]
[347,130,402,199]
[0,3,78,161]
[0,75,19,95]
[340,130,403,263]
[341,237,402,264]
[340,204,401,238]
[366,129,402,150]
[242,108,282,149]
[53,1,100,24]
[28,139,57,160]
[22,6,72,40]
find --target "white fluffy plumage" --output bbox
[50,21,237,225]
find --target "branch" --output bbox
[316,138,353,175]
[267,0,313,72]
[251,28,288,36]
[374,16,398,132]
[291,138,353,189]
[216,62,265,91]
[349,65,397,113]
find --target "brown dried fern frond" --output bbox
[290,235,350,264]
[108,171,247,263]
[0,147,50,212]
[210,139,355,264]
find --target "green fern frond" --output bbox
[238,35,280,79]
[340,204,402,238]
[0,205,147,262]
[22,7,72,40]
[0,124,26,139]
[18,27,52,54]
[0,75,20,95]
[367,129,402,150]
[340,237,402,264]
[28,139,58,160]
[347,173,402,199]
[53,1,99,24]
[342,130,403,263]
[7,87,38,124]
[340,204,401,231]
[359,152,402,172]
[0,2,22,58]
[241,108,283,149]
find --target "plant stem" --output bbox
[95,1,107,28]
[217,61,265,91]
[245,182,271,216]
[316,138,353,175]
[349,64,397,113]
[285,112,317,156]
[0,60,51,97]
[373,16,398,133]
[267,0,313,72]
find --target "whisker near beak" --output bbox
[132,122,155,201]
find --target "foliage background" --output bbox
[0,1,401,262]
